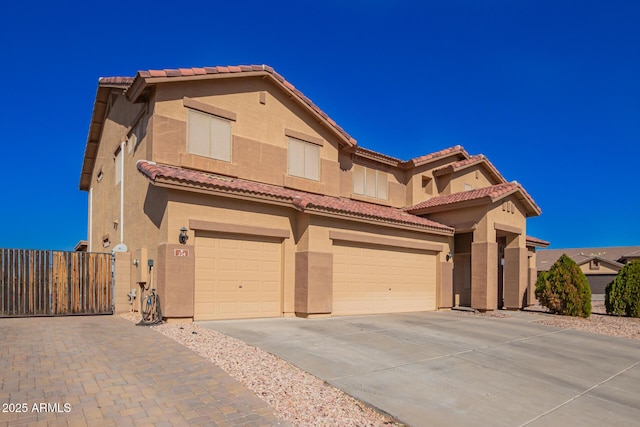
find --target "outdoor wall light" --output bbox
[446,251,453,261]
[179,227,189,244]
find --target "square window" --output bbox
[288,137,320,181]
[187,109,232,162]
[352,164,388,200]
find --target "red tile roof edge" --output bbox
[98,76,135,87]
[134,64,357,146]
[409,145,469,166]
[433,155,507,184]
[137,161,454,233]
[406,181,541,215]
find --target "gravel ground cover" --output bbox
[524,301,640,341]
[121,312,402,426]
[122,301,639,426]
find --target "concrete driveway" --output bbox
[201,310,640,427]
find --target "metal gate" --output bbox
[0,249,113,317]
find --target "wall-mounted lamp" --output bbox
[446,251,453,262]
[133,259,139,267]
[179,227,189,244]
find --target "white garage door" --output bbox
[194,233,282,320]
[333,241,436,315]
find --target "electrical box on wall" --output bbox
[136,248,148,283]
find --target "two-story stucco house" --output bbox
[79,65,549,321]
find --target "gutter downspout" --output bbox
[120,140,125,244]
[88,187,93,252]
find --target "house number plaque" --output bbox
[174,249,190,257]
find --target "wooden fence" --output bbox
[0,249,113,317]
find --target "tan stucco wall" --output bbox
[88,91,164,308]
[150,79,345,197]
[448,166,495,194]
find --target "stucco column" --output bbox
[113,251,131,314]
[503,247,528,309]
[295,251,333,317]
[156,243,195,319]
[439,261,454,308]
[471,241,498,311]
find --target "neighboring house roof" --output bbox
[405,182,542,216]
[433,154,507,184]
[136,160,455,234]
[526,236,550,248]
[127,65,357,147]
[623,248,640,259]
[537,246,640,271]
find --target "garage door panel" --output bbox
[195,234,282,321]
[333,242,436,315]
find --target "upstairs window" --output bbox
[353,164,388,200]
[288,137,320,181]
[187,109,232,162]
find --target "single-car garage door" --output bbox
[333,241,436,315]
[194,233,282,320]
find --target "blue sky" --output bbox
[0,0,638,251]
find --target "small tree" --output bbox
[535,254,591,317]
[605,260,640,317]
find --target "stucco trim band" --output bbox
[329,230,443,252]
[183,97,237,121]
[285,128,324,146]
[189,219,290,239]
[494,222,522,235]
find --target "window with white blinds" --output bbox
[353,164,388,200]
[288,137,320,181]
[187,109,232,162]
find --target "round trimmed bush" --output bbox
[535,254,591,317]
[605,260,640,317]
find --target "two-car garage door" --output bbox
[333,241,437,315]
[194,233,282,321]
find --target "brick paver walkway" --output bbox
[0,316,288,427]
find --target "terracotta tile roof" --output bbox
[98,76,134,87]
[137,161,454,234]
[433,155,507,184]
[354,146,403,166]
[132,65,356,146]
[406,182,541,215]
[526,236,550,248]
[407,145,469,166]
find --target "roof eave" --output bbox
[79,85,118,191]
[138,164,452,236]
[127,70,357,148]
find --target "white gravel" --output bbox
[525,301,640,341]
[120,312,401,426]
[122,302,640,426]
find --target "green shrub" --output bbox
[605,260,640,317]
[535,254,591,317]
